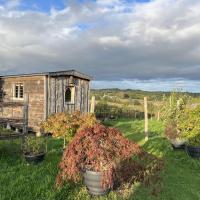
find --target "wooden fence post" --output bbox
[169,96,172,107]
[157,111,160,121]
[90,96,95,114]
[144,97,148,141]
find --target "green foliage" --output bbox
[42,112,80,143]
[161,91,189,140]
[42,111,98,146]
[161,91,189,124]
[178,106,200,146]
[23,135,46,155]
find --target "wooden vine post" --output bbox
[23,94,29,136]
[157,111,160,121]
[90,96,96,114]
[144,97,149,141]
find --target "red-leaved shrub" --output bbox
[56,124,141,189]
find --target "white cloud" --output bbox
[98,36,127,46]
[96,0,121,6]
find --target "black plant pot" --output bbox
[186,145,200,158]
[83,170,109,196]
[24,152,45,164]
[172,143,185,150]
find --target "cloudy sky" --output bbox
[0,0,200,92]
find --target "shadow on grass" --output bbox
[0,140,22,165]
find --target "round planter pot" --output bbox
[83,170,109,196]
[171,139,186,150]
[24,152,45,164]
[186,145,200,158]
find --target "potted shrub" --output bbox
[162,92,188,149]
[56,124,141,196]
[42,111,98,149]
[23,135,46,164]
[178,106,200,158]
[164,121,186,150]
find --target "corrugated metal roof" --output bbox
[0,70,92,80]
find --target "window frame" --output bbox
[64,86,75,104]
[13,83,24,100]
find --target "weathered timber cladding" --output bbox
[0,76,45,132]
[48,76,90,115]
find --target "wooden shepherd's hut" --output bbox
[0,70,91,132]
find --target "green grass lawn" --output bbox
[0,119,200,200]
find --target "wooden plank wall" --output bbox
[0,76,45,132]
[48,76,90,115]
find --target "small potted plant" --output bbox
[56,124,141,196]
[162,92,188,150]
[178,106,200,158]
[23,135,46,164]
[0,125,13,134]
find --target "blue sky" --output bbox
[0,0,151,12]
[20,0,65,12]
[0,0,65,11]
[0,0,200,92]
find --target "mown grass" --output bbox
[0,119,200,200]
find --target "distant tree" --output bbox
[123,93,130,99]
[133,100,141,106]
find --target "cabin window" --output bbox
[14,83,24,99]
[65,86,75,104]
